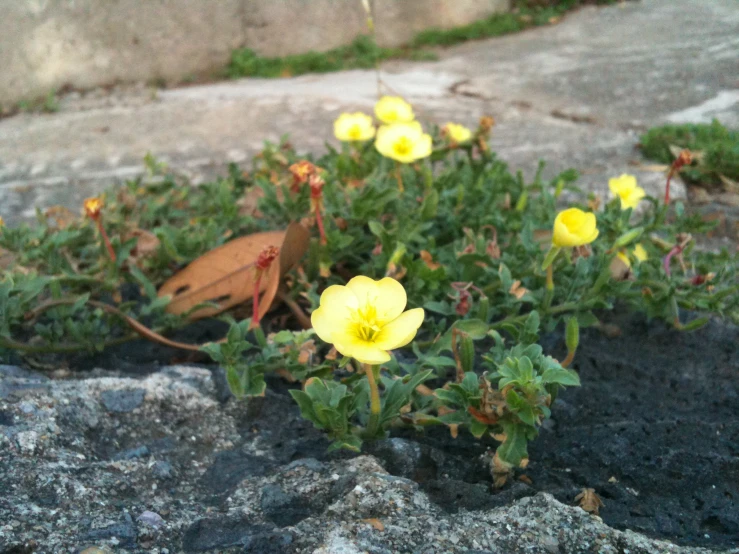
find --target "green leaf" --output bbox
[520,311,540,343]
[469,419,488,438]
[497,422,530,466]
[421,189,439,220]
[433,319,489,353]
[565,317,579,354]
[540,365,581,387]
[328,435,362,453]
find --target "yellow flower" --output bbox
[311,276,425,365]
[633,243,648,262]
[552,208,599,248]
[375,122,432,164]
[83,197,103,219]
[443,122,472,144]
[334,112,376,142]
[609,174,646,210]
[616,251,631,268]
[374,96,414,124]
[0,216,4,227]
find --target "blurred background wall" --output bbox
[0,0,510,106]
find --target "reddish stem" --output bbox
[315,207,327,245]
[252,273,262,327]
[662,244,684,277]
[95,218,117,262]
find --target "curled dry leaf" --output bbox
[509,280,529,300]
[575,488,604,515]
[126,229,161,263]
[157,222,309,320]
[492,451,513,489]
[420,250,442,270]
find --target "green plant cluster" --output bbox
[1,121,736,469]
[640,120,739,187]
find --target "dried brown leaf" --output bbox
[420,250,442,270]
[575,488,604,515]
[492,451,513,489]
[509,280,529,300]
[157,222,309,320]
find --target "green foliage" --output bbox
[640,120,739,186]
[227,35,436,79]
[1,109,736,473]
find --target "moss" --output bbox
[640,120,739,186]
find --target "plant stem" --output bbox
[95,217,117,262]
[252,273,262,327]
[364,363,381,437]
[543,264,554,311]
[395,164,404,192]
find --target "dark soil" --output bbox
[379,312,739,548]
[9,311,739,550]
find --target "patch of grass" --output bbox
[228,1,626,79]
[640,120,739,187]
[227,35,436,79]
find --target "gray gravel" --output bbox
[1,364,735,553]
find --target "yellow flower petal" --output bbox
[443,122,472,143]
[374,96,414,124]
[334,112,376,142]
[374,308,425,350]
[608,174,645,210]
[633,243,648,262]
[375,122,432,164]
[311,285,357,342]
[552,208,599,248]
[333,332,392,365]
[347,276,406,324]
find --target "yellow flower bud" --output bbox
[552,208,599,248]
[311,276,425,365]
[83,197,103,219]
[374,96,414,124]
[375,122,432,164]
[442,122,472,144]
[334,112,376,142]
[608,174,646,210]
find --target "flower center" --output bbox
[348,303,382,342]
[348,124,361,139]
[393,136,413,156]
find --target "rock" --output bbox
[199,450,274,496]
[151,460,175,479]
[82,513,136,549]
[181,518,291,553]
[112,445,150,461]
[99,388,145,413]
[260,484,311,527]
[137,510,164,529]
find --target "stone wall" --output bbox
[0,0,509,106]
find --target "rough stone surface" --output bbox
[1,363,734,554]
[0,0,509,105]
[1,0,737,248]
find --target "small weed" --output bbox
[640,120,739,187]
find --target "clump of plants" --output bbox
[640,119,739,188]
[1,95,736,483]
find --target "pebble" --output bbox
[100,388,146,413]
